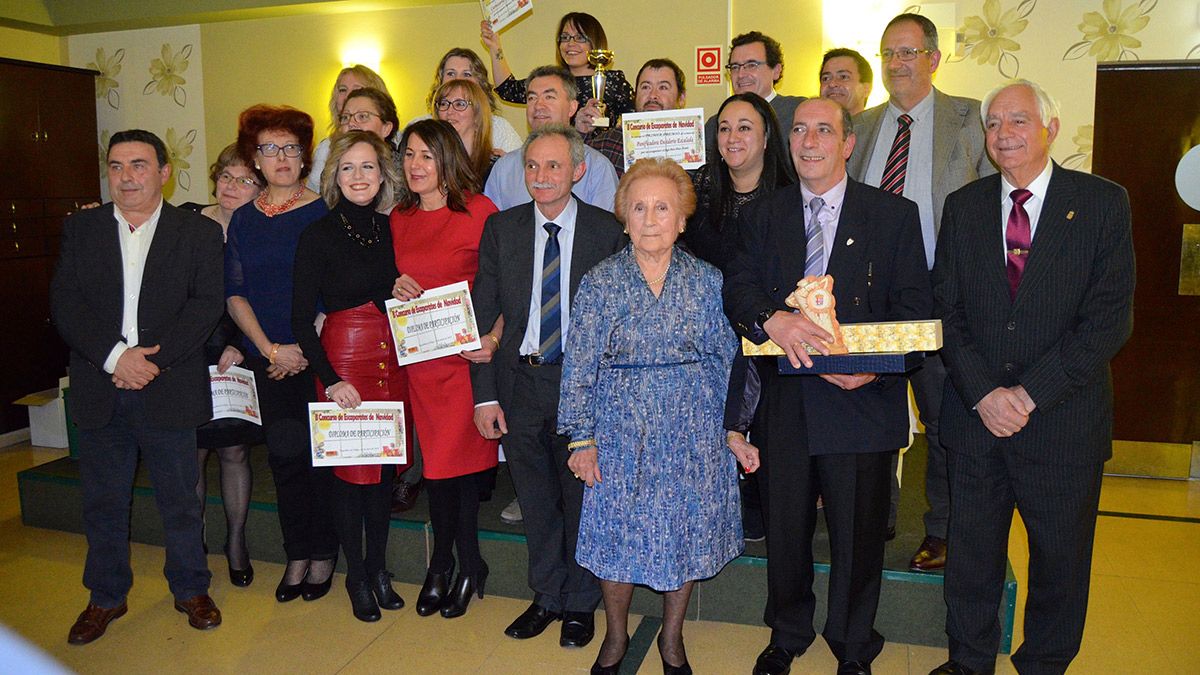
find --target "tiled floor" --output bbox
[1,444,1198,674]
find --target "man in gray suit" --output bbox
[847,13,994,569]
[471,124,625,648]
[929,80,1133,675]
[704,31,805,147]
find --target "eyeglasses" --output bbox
[217,172,260,189]
[878,47,935,62]
[557,33,591,45]
[436,98,473,112]
[725,60,767,74]
[338,110,383,125]
[255,143,304,158]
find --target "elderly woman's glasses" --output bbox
[338,110,383,125]
[256,143,303,158]
[217,172,259,189]
[436,98,473,112]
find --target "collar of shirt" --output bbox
[799,174,849,273]
[887,88,934,123]
[534,196,578,236]
[764,89,778,103]
[114,198,164,242]
[999,159,1054,250]
[522,197,579,357]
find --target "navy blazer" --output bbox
[50,202,225,430]
[723,178,932,454]
[934,164,1135,465]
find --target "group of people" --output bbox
[50,10,1134,675]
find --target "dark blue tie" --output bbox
[539,223,562,362]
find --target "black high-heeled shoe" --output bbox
[225,544,254,588]
[347,579,381,622]
[591,633,630,675]
[440,561,488,618]
[301,555,337,601]
[275,561,307,602]
[415,560,455,617]
[658,631,693,675]
[371,570,405,610]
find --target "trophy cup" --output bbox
[587,49,615,127]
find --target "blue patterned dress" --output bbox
[558,245,741,591]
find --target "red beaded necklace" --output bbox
[256,188,305,217]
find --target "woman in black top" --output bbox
[291,131,410,622]
[480,12,634,128]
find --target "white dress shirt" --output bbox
[864,91,936,269]
[999,160,1054,260]
[103,199,164,373]
[520,198,578,355]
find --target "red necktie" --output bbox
[880,114,912,195]
[1005,188,1033,299]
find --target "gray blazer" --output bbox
[470,198,626,409]
[848,87,995,234]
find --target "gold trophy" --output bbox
[587,49,615,127]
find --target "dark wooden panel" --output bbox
[1094,61,1200,443]
[37,70,101,198]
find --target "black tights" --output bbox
[196,444,251,569]
[424,470,487,574]
[331,474,395,585]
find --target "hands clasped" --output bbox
[977,385,1037,438]
[112,345,161,390]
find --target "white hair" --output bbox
[980,79,1060,127]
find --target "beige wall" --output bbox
[733,0,824,101]
[0,26,63,65]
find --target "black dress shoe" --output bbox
[590,633,629,675]
[504,602,561,639]
[753,643,797,675]
[440,562,488,618]
[415,560,455,616]
[838,660,871,675]
[560,611,595,647]
[370,570,404,610]
[347,580,381,622]
[391,478,422,513]
[928,660,994,675]
[301,573,333,601]
[657,632,692,674]
[224,544,254,587]
[275,571,304,603]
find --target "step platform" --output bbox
[17,435,1016,652]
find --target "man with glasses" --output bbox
[484,66,619,211]
[586,58,688,177]
[704,31,805,146]
[847,13,995,572]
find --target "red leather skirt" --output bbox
[317,302,413,485]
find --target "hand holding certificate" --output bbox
[385,280,482,366]
[310,402,407,466]
[209,365,262,425]
[480,0,532,33]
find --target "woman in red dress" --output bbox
[391,119,500,618]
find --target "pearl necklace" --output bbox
[645,262,670,286]
[256,188,305,217]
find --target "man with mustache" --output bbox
[847,13,995,569]
[472,124,625,648]
[585,58,689,177]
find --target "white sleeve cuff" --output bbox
[103,343,129,374]
[474,400,499,409]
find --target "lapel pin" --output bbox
[846,238,855,246]
[1067,210,1075,220]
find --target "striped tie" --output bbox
[539,223,562,362]
[880,113,913,195]
[805,197,826,277]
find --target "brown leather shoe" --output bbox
[909,536,948,572]
[68,602,127,645]
[391,479,421,513]
[174,594,222,630]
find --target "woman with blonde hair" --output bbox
[410,48,522,153]
[433,78,496,191]
[307,64,390,191]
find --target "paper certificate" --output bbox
[208,365,262,425]
[480,0,532,33]
[621,107,706,171]
[385,280,482,366]
[309,402,407,466]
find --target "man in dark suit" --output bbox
[471,124,625,648]
[724,98,931,675]
[50,130,225,644]
[847,13,995,569]
[929,81,1134,675]
[704,31,805,146]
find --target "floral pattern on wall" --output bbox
[86,48,123,110]
[144,43,191,107]
[166,128,197,192]
[954,0,1034,77]
[1063,0,1154,61]
[1062,125,1093,170]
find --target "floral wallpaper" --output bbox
[924,0,1199,172]
[68,25,207,204]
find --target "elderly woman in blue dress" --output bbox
[560,158,756,675]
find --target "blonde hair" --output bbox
[327,65,389,132]
[615,158,697,226]
[434,79,494,192]
[320,130,400,212]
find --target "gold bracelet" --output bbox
[268,343,280,365]
[567,439,596,451]
[484,334,499,349]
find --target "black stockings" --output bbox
[424,471,485,574]
[330,475,395,584]
[196,444,251,569]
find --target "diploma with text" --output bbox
[208,365,262,425]
[309,402,407,466]
[385,280,482,366]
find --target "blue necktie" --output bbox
[539,223,562,362]
[804,197,826,277]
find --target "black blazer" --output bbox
[470,198,626,409]
[723,179,932,453]
[50,202,225,429]
[934,164,1135,465]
